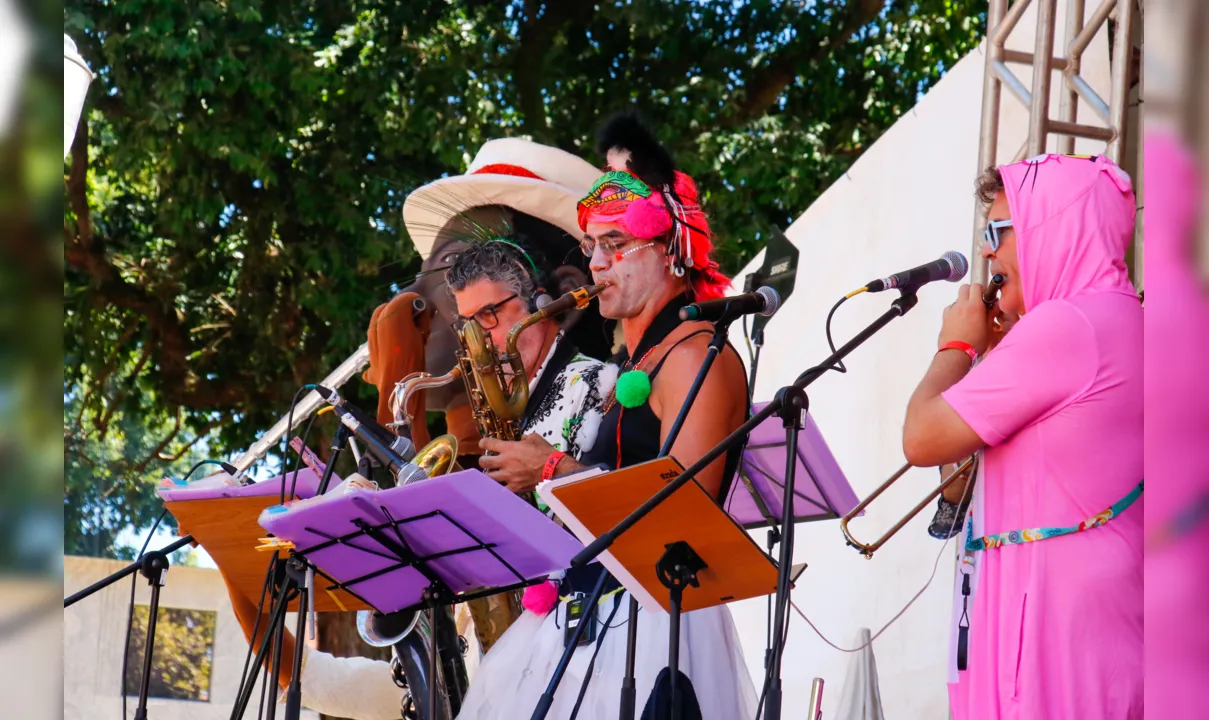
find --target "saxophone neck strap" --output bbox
[520,335,580,430]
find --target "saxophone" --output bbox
[392,282,607,464]
[359,284,606,716]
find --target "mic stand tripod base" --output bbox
[655,540,707,720]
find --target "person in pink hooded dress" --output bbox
[902,152,1143,719]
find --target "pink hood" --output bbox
[998,153,1138,311]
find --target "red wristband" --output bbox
[541,451,567,481]
[938,340,978,363]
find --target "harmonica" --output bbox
[982,273,1005,309]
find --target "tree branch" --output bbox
[95,343,152,441]
[722,0,882,127]
[75,322,141,429]
[157,419,221,463]
[65,132,267,412]
[131,409,184,477]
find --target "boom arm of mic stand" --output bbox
[570,290,918,569]
[65,534,197,608]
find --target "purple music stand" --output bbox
[157,467,327,502]
[259,468,583,614]
[723,401,861,529]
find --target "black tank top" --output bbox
[579,293,749,493]
[562,294,749,597]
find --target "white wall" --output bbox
[63,556,319,720]
[725,2,1113,717]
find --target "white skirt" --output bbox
[455,591,757,720]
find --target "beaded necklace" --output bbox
[595,294,692,468]
[600,343,660,417]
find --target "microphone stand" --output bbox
[571,289,920,720]
[741,279,781,695]
[63,534,197,720]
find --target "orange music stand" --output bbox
[166,494,371,613]
[540,457,778,614]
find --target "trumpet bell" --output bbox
[357,609,420,648]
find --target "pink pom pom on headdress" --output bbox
[522,579,560,616]
[623,196,674,238]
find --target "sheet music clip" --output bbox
[255,537,295,552]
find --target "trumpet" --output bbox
[840,455,976,559]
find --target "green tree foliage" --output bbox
[124,606,217,701]
[63,0,985,553]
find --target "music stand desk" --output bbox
[724,401,861,529]
[162,468,370,612]
[540,457,778,614]
[259,469,584,615]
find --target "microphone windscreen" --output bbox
[396,462,429,486]
[755,285,781,316]
[389,436,416,462]
[942,251,970,282]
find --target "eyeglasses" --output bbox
[579,234,641,258]
[984,219,1013,253]
[453,294,519,331]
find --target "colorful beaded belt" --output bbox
[965,481,1143,552]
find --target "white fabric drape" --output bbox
[832,627,885,720]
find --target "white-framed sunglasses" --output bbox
[984,219,1013,253]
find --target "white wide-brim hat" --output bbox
[403,138,602,260]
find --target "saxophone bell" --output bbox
[357,608,420,647]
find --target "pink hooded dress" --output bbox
[942,154,1143,719]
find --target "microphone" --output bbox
[679,286,781,323]
[314,386,425,484]
[858,251,969,294]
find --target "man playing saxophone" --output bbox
[218,139,616,719]
[445,240,616,492]
[227,239,617,720]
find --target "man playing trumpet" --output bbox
[903,154,1143,720]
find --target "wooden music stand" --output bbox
[540,457,778,614]
[166,494,371,613]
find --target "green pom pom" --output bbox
[615,370,651,408]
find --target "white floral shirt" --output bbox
[522,332,617,460]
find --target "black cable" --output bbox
[287,411,320,501]
[568,594,626,719]
[257,658,269,720]
[279,385,317,505]
[120,458,219,717]
[232,555,278,720]
[753,293,850,720]
[823,295,850,375]
[753,612,792,720]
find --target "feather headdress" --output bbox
[578,111,729,300]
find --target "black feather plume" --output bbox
[595,111,676,189]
